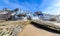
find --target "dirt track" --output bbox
[18,24,60,36]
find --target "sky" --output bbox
[0,0,60,15]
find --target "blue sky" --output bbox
[0,0,60,15]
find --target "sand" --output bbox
[18,24,60,36]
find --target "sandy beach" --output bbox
[18,24,60,36]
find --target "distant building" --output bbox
[0,11,11,20]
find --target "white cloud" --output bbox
[1,0,28,10]
[43,0,60,15]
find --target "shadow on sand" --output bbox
[31,22,60,34]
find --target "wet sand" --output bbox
[18,24,60,36]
